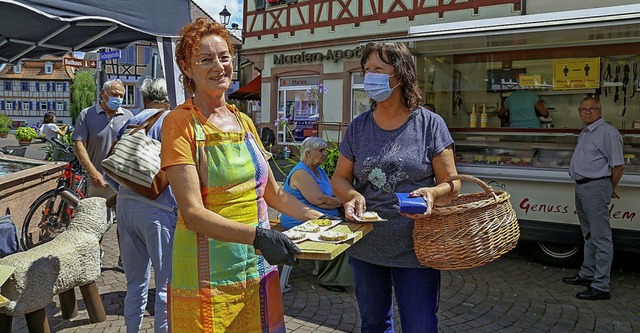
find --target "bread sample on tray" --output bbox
[310,218,332,226]
[293,221,321,233]
[360,211,381,221]
[283,230,306,241]
[319,230,348,241]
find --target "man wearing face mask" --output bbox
[72,79,134,198]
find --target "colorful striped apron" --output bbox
[168,109,285,332]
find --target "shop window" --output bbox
[276,76,321,144]
[351,73,368,119]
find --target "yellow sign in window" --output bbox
[553,58,600,90]
[519,75,542,88]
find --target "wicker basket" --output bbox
[413,174,520,270]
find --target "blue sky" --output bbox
[195,0,243,28]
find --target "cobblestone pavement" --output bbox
[3,138,640,332]
[7,222,639,333]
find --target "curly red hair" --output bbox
[175,18,234,96]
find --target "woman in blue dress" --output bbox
[280,137,353,291]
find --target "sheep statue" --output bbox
[0,197,111,333]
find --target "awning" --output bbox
[0,0,205,108]
[0,0,193,63]
[378,4,640,56]
[229,75,261,100]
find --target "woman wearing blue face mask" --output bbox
[331,42,461,333]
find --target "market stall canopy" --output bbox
[0,0,226,107]
[377,4,640,55]
[0,0,193,63]
[229,75,261,100]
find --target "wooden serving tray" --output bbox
[295,222,373,260]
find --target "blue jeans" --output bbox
[117,197,177,333]
[349,257,440,333]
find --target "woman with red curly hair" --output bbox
[161,18,327,332]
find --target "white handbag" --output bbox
[101,110,168,199]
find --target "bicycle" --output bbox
[21,138,88,250]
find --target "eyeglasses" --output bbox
[194,55,234,68]
[578,107,600,113]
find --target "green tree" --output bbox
[70,71,96,125]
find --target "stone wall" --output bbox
[0,156,64,231]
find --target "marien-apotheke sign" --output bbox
[274,46,363,65]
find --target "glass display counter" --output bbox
[451,129,640,174]
[448,128,640,266]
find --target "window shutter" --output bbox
[63,82,67,91]
[35,82,40,90]
[0,101,4,109]
[64,101,68,110]
[51,83,56,91]
[36,101,39,110]
[47,82,50,91]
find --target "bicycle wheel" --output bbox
[21,189,73,250]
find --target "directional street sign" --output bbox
[99,50,121,61]
[63,57,96,68]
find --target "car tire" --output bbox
[525,241,582,267]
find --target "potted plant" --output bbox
[0,114,11,138]
[14,126,38,145]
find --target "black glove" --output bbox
[253,226,301,266]
[318,214,344,222]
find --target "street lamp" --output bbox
[219,6,231,27]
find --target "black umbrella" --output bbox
[0,0,201,106]
[0,0,194,63]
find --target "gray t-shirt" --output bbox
[72,103,133,176]
[340,107,454,267]
[569,117,624,180]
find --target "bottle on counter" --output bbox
[480,104,488,128]
[470,103,477,128]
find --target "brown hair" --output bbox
[43,111,56,124]
[175,18,234,96]
[360,42,422,111]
